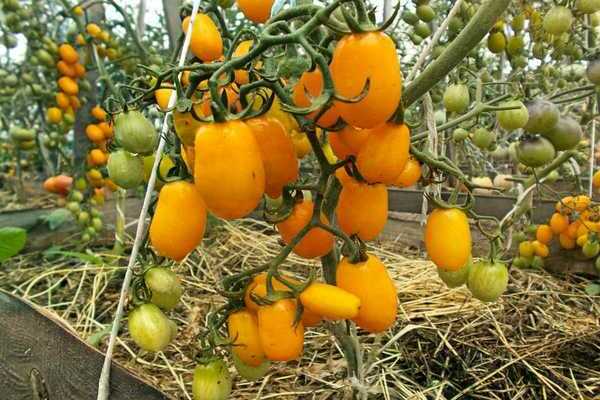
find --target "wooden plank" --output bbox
[0,290,168,399]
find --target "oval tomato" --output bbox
[228,309,265,366]
[114,111,158,155]
[246,117,298,198]
[276,199,334,259]
[192,359,232,400]
[330,31,402,129]
[58,76,78,95]
[356,123,410,185]
[58,43,79,64]
[258,299,304,361]
[145,267,183,310]
[467,261,509,302]
[335,169,388,241]
[549,212,569,234]
[173,110,205,146]
[425,208,472,271]
[487,31,506,53]
[328,125,370,160]
[394,156,422,188]
[292,68,340,128]
[299,282,360,320]
[149,181,207,261]
[128,303,173,352]
[232,353,271,380]
[194,120,265,219]
[107,150,144,189]
[336,254,397,333]
[543,6,573,35]
[437,257,471,288]
[233,40,254,85]
[237,0,274,23]
[182,14,223,62]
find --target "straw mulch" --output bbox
[1,219,599,400]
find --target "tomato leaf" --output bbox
[0,227,27,262]
[41,208,73,231]
[584,283,600,296]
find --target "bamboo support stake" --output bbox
[96,1,201,398]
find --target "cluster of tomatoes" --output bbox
[514,194,600,271]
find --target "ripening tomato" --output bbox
[58,76,79,96]
[299,282,360,320]
[292,68,340,128]
[356,123,410,185]
[276,199,334,259]
[593,170,600,189]
[228,309,265,366]
[437,258,471,288]
[192,359,232,400]
[182,14,223,62]
[328,125,370,159]
[149,181,207,261]
[425,208,472,271]
[144,267,183,310]
[330,31,402,129]
[246,117,298,198]
[467,261,509,302]
[335,169,388,241]
[336,254,397,333]
[232,353,271,381]
[394,156,422,188]
[258,299,304,361]
[127,303,174,352]
[519,240,535,258]
[58,43,79,64]
[194,120,265,219]
[237,0,275,23]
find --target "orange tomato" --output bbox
[47,107,63,124]
[247,117,298,198]
[299,282,360,320]
[424,208,472,271]
[69,95,81,110]
[194,120,265,219]
[276,199,334,259]
[519,241,535,257]
[566,220,582,239]
[76,34,86,45]
[98,122,114,138]
[593,170,600,189]
[574,195,591,212]
[86,23,102,38]
[182,14,223,62]
[149,181,207,261]
[174,111,205,146]
[56,92,70,110]
[58,76,79,96]
[237,0,275,23]
[155,87,174,111]
[228,309,265,367]
[58,43,79,64]
[549,212,569,234]
[336,254,397,333]
[532,240,549,258]
[233,40,253,85]
[335,169,388,241]
[292,68,340,128]
[86,124,105,142]
[181,144,195,175]
[556,196,574,214]
[73,63,86,78]
[258,299,304,361]
[56,60,76,77]
[91,105,107,121]
[89,149,108,166]
[559,233,576,249]
[535,224,553,244]
[394,156,422,188]
[356,123,410,185]
[328,125,370,159]
[330,31,402,129]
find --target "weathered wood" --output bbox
[0,290,168,399]
[162,0,182,51]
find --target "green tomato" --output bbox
[595,256,600,274]
[516,136,556,168]
[107,150,144,189]
[144,267,183,311]
[512,256,531,269]
[487,31,506,54]
[530,256,545,269]
[467,261,509,302]
[66,201,80,214]
[92,217,103,231]
[524,100,559,135]
[71,190,84,202]
[506,35,525,56]
[513,231,527,244]
[452,128,469,141]
[128,303,173,352]
[443,84,470,113]
[114,111,158,155]
[192,359,232,400]
[472,128,496,151]
[232,353,271,380]
[414,21,432,38]
[542,116,582,151]
[576,0,600,14]
[416,5,435,22]
[78,211,90,224]
[437,258,471,288]
[587,60,600,84]
[583,241,600,258]
[402,11,419,25]
[497,100,529,131]
[543,6,573,35]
